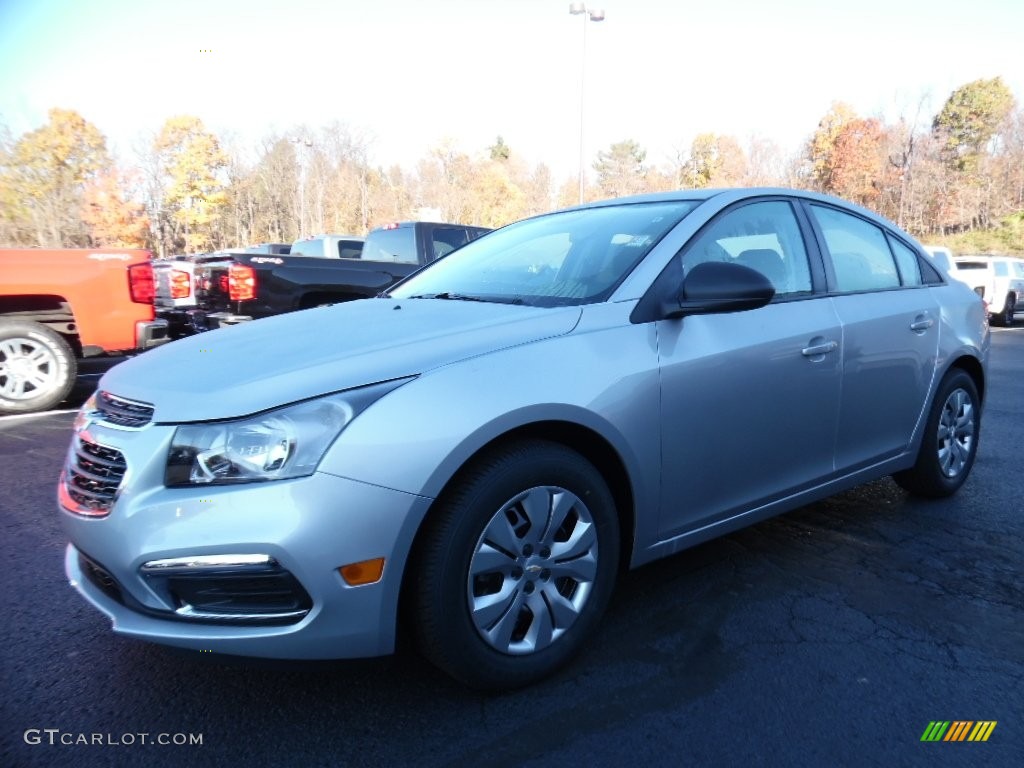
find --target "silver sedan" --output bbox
[59,189,989,690]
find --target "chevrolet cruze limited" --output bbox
[59,189,988,690]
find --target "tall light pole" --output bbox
[569,3,604,205]
[290,136,313,237]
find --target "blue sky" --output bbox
[1,0,1022,179]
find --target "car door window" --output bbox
[810,205,900,292]
[888,236,922,287]
[681,201,812,296]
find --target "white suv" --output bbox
[949,254,1023,327]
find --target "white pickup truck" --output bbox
[949,254,1024,327]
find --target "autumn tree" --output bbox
[826,118,889,207]
[1,108,110,247]
[489,136,511,162]
[933,77,1015,171]
[151,116,228,253]
[518,163,554,216]
[415,140,480,223]
[744,137,788,187]
[807,102,857,192]
[81,168,149,247]
[593,139,647,198]
[689,133,748,188]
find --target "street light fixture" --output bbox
[290,136,313,237]
[569,3,604,205]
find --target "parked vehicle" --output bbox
[922,245,954,275]
[58,189,988,690]
[949,253,1023,326]
[182,223,491,331]
[1,248,167,415]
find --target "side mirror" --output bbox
[666,261,775,318]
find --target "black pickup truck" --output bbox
[180,222,491,332]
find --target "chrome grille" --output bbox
[97,391,154,427]
[65,437,127,514]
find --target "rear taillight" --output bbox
[170,270,191,299]
[228,263,256,302]
[128,262,155,304]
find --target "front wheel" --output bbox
[411,440,620,690]
[893,369,980,498]
[0,319,78,416]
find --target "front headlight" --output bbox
[164,380,409,486]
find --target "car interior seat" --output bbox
[734,248,788,291]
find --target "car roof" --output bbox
[560,187,922,245]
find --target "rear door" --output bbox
[805,203,940,471]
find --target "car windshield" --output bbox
[388,201,699,307]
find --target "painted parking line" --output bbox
[0,408,78,425]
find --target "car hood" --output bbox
[100,299,582,422]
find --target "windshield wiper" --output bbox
[408,292,490,302]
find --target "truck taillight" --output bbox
[228,264,256,302]
[170,269,191,299]
[128,262,155,304]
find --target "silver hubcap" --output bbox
[467,486,598,656]
[937,388,975,478]
[0,338,59,401]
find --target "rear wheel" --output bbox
[411,440,619,690]
[995,294,1015,327]
[0,319,77,416]
[893,369,980,498]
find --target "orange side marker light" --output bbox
[340,558,385,586]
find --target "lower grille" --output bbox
[64,437,127,515]
[76,551,311,626]
[167,571,313,622]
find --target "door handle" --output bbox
[801,340,838,357]
[910,317,934,332]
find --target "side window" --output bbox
[291,238,324,258]
[993,262,1008,277]
[888,236,922,286]
[431,227,470,260]
[338,240,364,260]
[810,205,900,292]
[363,228,417,263]
[680,201,813,296]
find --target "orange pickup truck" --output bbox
[0,248,168,415]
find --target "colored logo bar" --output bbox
[920,721,997,742]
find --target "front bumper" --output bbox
[61,458,432,659]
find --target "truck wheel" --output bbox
[892,369,980,498]
[996,295,1015,327]
[411,440,619,690]
[0,319,78,416]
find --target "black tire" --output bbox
[996,295,1015,327]
[893,369,980,498]
[411,440,620,690]
[0,319,78,416]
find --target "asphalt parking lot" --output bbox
[1,328,1021,767]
